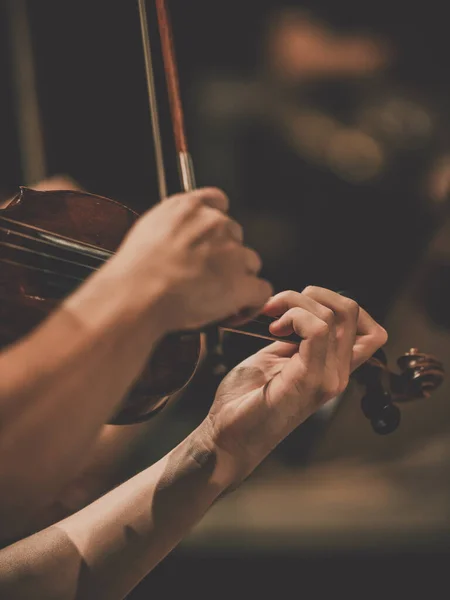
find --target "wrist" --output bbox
[63,260,170,343]
[193,419,246,492]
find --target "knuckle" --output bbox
[253,249,263,266]
[319,307,335,326]
[208,211,228,231]
[209,186,229,200]
[341,297,360,318]
[185,193,202,212]
[206,187,230,209]
[312,319,329,338]
[276,289,297,302]
[285,307,302,321]
[247,249,262,271]
[227,220,244,243]
[282,289,297,298]
[376,325,388,346]
[261,279,274,298]
[235,223,244,241]
[303,285,319,296]
[161,194,183,214]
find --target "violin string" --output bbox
[0,219,293,341]
[0,217,110,268]
[0,222,103,288]
[0,241,96,282]
[0,242,284,336]
[0,0,287,345]
[0,216,112,260]
[0,249,285,339]
[0,230,102,271]
[0,245,99,285]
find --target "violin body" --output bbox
[0,1,442,435]
[0,188,445,433]
[0,188,202,424]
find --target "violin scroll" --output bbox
[395,348,445,400]
[355,348,445,435]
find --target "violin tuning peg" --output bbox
[370,403,401,435]
[361,390,391,419]
[361,389,400,435]
[397,348,445,399]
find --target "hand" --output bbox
[201,287,387,486]
[108,188,272,332]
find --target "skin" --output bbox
[0,287,387,599]
[0,185,272,537]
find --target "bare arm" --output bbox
[0,289,386,600]
[49,385,196,520]
[21,363,205,538]
[11,420,163,539]
[0,186,270,539]
[0,425,225,600]
[0,265,167,538]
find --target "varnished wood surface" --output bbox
[0,188,202,424]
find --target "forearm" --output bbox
[0,265,167,532]
[0,426,226,600]
[52,385,193,516]
[14,422,160,539]
[56,423,159,512]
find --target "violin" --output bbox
[0,0,444,433]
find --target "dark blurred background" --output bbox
[2,0,450,595]
[2,0,450,317]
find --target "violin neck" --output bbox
[221,315,301,345]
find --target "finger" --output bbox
[300,288,387,371]
[301,286,359,384]
[188,208,235,245]
[271,305,337,379]
[267,288,358,320]
[181,187,230,213]
[268,309,330,404]
[350,308,388,371]
[259,340,299,358]
[269,300,340,386]
[263,289,346,318]
[265,288,355,393]
[199,188,230,213]
[267,292,335,335]
[262,290,300,317]
[241,247,262,275]
[265,291,339,388]
[225,277,273,325]
[201,213,244,243]
[226,218,244,243]
[302,287,360,327]
[302,288,385,347]
[245,277,274,308]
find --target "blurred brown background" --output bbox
[2,0,450,595]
